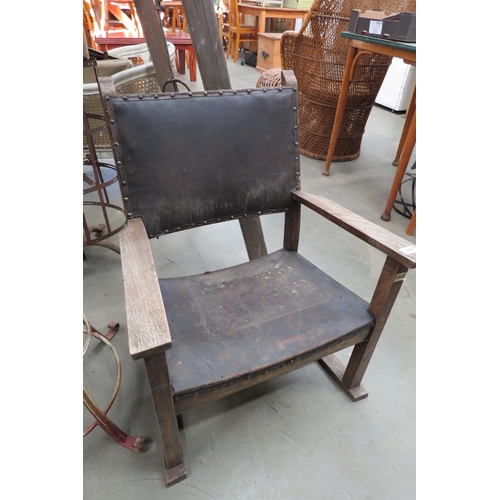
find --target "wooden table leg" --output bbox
[171,7,179,32]
[258,12,266,33]
[187,47,197,82]
[144,352,186,487]
[406,208,416,236]
[393,84,416,166]
[176,48,186,74]
[381,109,416,221]
[322,45,357,176]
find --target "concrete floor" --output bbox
[83,56,416,499]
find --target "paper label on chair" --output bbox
[394,272,407,282]
[399,245,416,256]
[369,20,383,35]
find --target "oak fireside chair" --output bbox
[102,71,416,487]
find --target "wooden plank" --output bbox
[182,0,267,260]
[181,0,231,90]
[132,0,176,91]
[292,190,416,269]
[119,218,172,360]
[239,214,268,260]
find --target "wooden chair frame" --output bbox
[102,71,416,487]
[226,0,258,62]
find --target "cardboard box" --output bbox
[347,9,416,42]
[256,32,283,73]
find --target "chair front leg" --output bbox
[343,256,409,389]
[144,352,186,487]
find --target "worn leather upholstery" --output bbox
[107,87,299,237]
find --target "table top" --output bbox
[238,2,309,14]
[94,29,193,47]
[341,31,416,53]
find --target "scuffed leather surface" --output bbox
[107,88,299,236]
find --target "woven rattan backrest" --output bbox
[83,63,160,153]
[105,87,300,238]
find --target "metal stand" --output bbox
[83,314,144,452]
[83,57,126,256]
[393,161,416,220]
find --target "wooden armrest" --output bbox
[292,190,416,269]
[119,217,172,360]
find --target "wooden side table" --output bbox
[322,32,416,232]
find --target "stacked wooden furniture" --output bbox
[84,0,143,39]
[85,0,197,81]
[162,1,188,32]
[226,0,259,62]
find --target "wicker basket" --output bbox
[256,68,282,87]
[280,0,416,161]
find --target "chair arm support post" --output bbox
[119,218,172,360]
[292,190,416,269]
[284,203,301,251]
[342,256,409,389]
[368,257,409,319]
[144,352,186,486]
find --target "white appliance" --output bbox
[375,57,415,112]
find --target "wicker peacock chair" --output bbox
[280,0,416,162]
